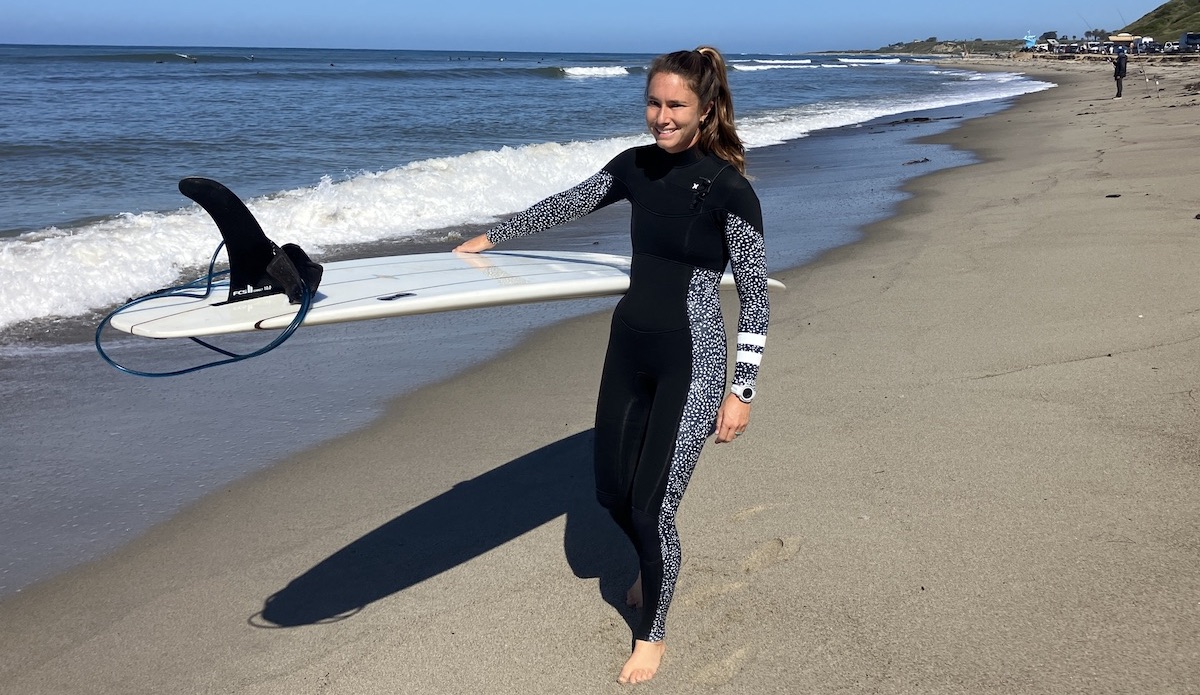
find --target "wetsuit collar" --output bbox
[653,144,707,167]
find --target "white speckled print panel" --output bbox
[724,212,769,388]
[646,267,726,642]
[485,171,614,243]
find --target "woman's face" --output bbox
[645,72,710,154]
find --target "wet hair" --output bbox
[646,46,746,175]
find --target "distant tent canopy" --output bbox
[1107,33,1141,43]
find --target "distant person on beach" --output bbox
[1112,46,1128,99]
[455,46,769,684]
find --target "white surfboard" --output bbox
[104,178,785,341]
[107,250,785,339]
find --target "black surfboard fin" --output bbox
[178,177,322,304]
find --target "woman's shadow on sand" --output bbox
[253,429,637,628]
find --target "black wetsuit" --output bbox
[486,144,769,642]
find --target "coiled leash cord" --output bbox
[94,241,313,378]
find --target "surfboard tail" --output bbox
[178,177,322,304]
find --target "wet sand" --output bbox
[1,60,1198,693]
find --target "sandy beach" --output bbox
[2,58,1198,694]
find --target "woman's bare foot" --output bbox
[625,573,643,608]
[618,639,665,684]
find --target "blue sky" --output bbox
[1,1,1168,53]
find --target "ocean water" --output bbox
[0,44,1055,597]
[0,45,1053,338]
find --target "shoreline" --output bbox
[3,58,1198,692]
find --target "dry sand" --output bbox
[1,60,1198,694]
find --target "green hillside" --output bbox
[871,38,1026,54]
[861,0,1199,53]
[1124,0,1200,38]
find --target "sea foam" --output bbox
[562,66,631,78]
[838,57,903,65]
[730,59,814,71]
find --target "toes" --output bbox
[618,667,655,684]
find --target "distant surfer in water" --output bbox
[456,46,769,684]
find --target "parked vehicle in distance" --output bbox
[1164,41,1180,53]
[1181,32,1200,52]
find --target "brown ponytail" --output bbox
[646,46,746,175]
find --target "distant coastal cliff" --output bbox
[842,0,1199,56]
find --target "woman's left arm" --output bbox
[714,204,769,444]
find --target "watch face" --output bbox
[741,387,753,399]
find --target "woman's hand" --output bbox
[454,234,495,253]
[714,393,750,443]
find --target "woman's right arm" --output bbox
[455,169,622,252]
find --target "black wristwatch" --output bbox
[730,384,756,403]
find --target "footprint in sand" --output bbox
[680,581,747,608]
[731,503,784,522]
[741,537,803,574]
[692,647,752,686]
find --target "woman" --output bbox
[455,46,769,684]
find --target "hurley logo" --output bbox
[691,176,713,209]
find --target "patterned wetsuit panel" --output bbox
[485,170,624,244]
[725,213,769,387]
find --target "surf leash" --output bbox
[94,240,314,378]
